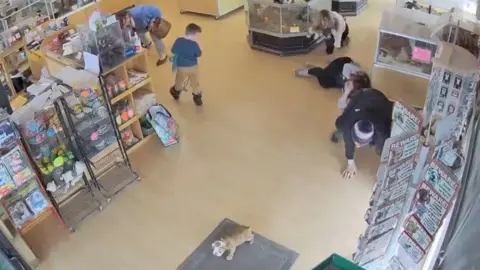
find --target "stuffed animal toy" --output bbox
[212,224,254,260]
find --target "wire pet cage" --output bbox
[59,83,139,198]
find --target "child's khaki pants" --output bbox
[174,65,201,94]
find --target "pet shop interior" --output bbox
[0,0,478,269]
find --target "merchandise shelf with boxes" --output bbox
[246,0,327,56]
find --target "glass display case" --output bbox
[374,7,440,79]
[78,19,126,73]
[332,0,367,16]
[246,0,324,56]
[0,0,50,33]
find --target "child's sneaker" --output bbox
[193,93,203,106]
[170,87,181,100]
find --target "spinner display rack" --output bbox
[58,81,139,198]
[16,89,104,232]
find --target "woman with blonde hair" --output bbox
[310,9,349,54]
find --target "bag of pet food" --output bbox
[146,104,179,147]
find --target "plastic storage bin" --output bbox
[312,254,365,270]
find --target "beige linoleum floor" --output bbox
[37,0,429,269]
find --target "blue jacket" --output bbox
[128,5,162,30]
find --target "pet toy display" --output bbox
[63,87,116,158]
[104,73,127,99]
[212,224,254,260]
[19,106,82,192]
[113,100,135,126]
[120,128,139,149]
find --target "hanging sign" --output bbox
[411,181,450,236]
[391,101,423,137]
[423,159,459,202]
[380,133,420,166]
[398,232,425,263]
[404,215,433,251]
[384,157,415,189]
[377,180,409,207]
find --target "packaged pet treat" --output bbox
[0,163,16,198]
[8,200,33,228]
[2,146,34,186]
[25,189,49,215]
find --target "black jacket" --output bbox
[335,88,393,160]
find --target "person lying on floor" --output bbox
[294,57,368,89]
[333,87,394,179]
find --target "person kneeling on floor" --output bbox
[294,57,367,89]
[334,87,393,179]
[309,9,349,55]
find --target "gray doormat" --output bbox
[177,218,299,270]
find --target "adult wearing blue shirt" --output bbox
[125,5,168,66]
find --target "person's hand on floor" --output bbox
[342,160,357,179]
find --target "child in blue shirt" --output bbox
[170,23,203,106]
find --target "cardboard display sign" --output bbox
[384,157,415,189]
[411,181,450,236]
[381,133,420,166]
[391,101,423,137]
[404,215,433,251]
[398,232,425,263]
[423,159,459,202]
[387,256,406,270]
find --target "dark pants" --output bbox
[306,57,353,89]
[325,23,349,55]
[308,68,344,89]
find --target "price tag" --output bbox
[289,26,300,33]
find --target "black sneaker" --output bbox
[170,87,181,100]
[156,56,168,66]
[193,93,203,106]
[330,131,341,143]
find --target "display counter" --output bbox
[246,0,323,56]
[332,0,368,16]
[178,0,243,19]
[373,7,441,79]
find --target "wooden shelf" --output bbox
[127,133,156,154]
[110,77,151,105]
[119,115,139,131]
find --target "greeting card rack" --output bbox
[58,81,140,198]
[13,88,105,232]
[353,41,479,269]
